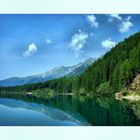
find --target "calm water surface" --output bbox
[0,94,140,126]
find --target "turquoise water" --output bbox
[0,98,88,126]
[0,94,140,126]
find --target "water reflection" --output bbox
[0,97,88,126]
[0,93,140,126]
[47,95,140,126]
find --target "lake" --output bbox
[0,94,140,126]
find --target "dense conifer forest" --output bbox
[0,31,140,97]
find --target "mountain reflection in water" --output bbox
[0,94,140,126]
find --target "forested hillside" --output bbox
[0,31,140,97]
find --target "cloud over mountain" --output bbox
[101,38,116,49]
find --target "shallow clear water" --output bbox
[0,94,140,126]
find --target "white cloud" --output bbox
[69,29,89,57]
[46,38,52,44]
[86,15,99,28]
[119,16,133,33]
[23,43,37,57]
[108,14,122,22]
[101,38,116,49]
[108,15,133,33]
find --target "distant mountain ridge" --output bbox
[0,58,95,87]
[67,58,95,77]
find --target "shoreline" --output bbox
[115,92,140,101]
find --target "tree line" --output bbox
[0,31,140,97]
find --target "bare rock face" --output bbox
[130,74,140,91]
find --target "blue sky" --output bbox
[0,14,140,80]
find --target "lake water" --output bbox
[0,94,140,126]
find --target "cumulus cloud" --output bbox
[46,38,52,44]
[23,43,37,57]
[101,38,116,49]
[108,14,133,33]
[86,15,99,28]
[108,14,122,22]
[69,29,89,57]
[119,16,133,33]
